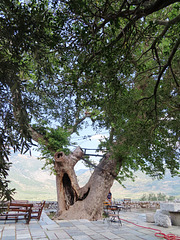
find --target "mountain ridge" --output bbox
[8,153,180,201]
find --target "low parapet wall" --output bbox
[44,201,58,210]
[160,202,180,212]
[44,200,161,211]
[114,201,160,209]
[43,200,180,212]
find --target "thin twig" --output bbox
[170,65,179,87]
[82,157,117,178]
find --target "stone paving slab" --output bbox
[0,211,180,239]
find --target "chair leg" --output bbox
[118,216,122,226]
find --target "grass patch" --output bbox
[48,212,56,220]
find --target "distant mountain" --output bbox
[76,169,88,176]
[8,153,180,201]
[8,152,57,201]
[77,168,180,200]
[111,171,180,200]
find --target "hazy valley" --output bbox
[8,153,180,201]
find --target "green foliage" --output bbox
[168,195,176,201]
[1,0,180,201]
[0,0,63,200]
[139,192,176,201]
[33,124,71,172]
[0,160,15,204]
[59,0,180,180]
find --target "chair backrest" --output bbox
[107,205,118,211]
[123,198,131,211]
[103,200,111,206]
[31,201,45,221]
[11,200,29,204]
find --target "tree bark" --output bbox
[29,122,123,220]
[54,147,122,220]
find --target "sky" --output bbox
[10,122,109,171]
[71,126,109,170]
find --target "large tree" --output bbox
[0,0,179,219]
[0,0,65,201]
[42,0,180,220]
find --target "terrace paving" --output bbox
[0,210,180,239]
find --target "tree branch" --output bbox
[151,25,170,49]
[85,1,178,66]
[136,0,178,17]
[68,112,92,134]
[94,0,178,34]
[156,14,180,26]
[154,37,180,97]
[29,126,48,146]
[138,37,180,112]
[170,65,179,87]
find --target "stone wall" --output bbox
[43,200,160,211]
[114,201,160,209]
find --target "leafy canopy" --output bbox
[0,0,180,200]
[0,0,65,200]
[33,123,71,172]
[50,0,180,179]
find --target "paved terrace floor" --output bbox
[0,210,180,240]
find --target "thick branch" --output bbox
[29,112,91,150]
[138,37,180,105]
[29,127,47,145]
[156,14,180,26]
[54,146,84,168]
[154,37,180,97]
[135,0,178,17]
[85,0,178,67]
[95,0,177,33]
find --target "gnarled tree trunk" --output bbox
[54,146,122,220]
